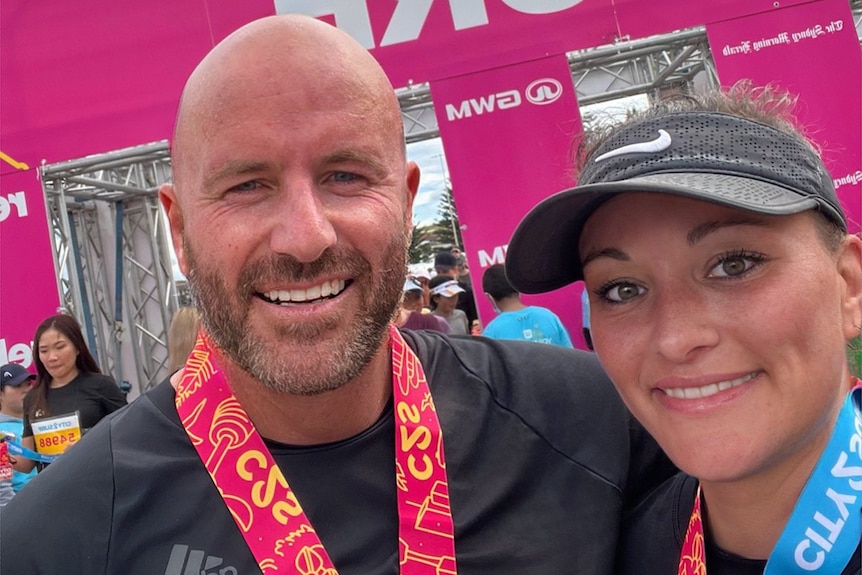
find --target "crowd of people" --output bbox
[0,12,858,575]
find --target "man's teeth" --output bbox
[267,279,345,303]
[662,372,757,400]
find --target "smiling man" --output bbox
[1,14,673,574]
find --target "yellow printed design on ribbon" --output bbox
[678,485,707,575]
[392,327,457,574]
[176,328,457,574]
[176,333,339,574]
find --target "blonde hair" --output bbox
[167,307,202,372]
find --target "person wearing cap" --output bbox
[506,83,862,574]
[481,264,573,348]
[0,364,38,495]
[429,274,470,335]
[408,269,433,308]
[397,278,450,333]
[434,250,479,326]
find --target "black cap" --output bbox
[506,111,846,294]
[434,251,458,271]
[0,363,35,388]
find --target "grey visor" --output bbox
[505,111,846,294]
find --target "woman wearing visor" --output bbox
[506,85,862,574]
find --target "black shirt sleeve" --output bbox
[0,419,115,574]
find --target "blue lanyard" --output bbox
[765,385,862,574]
[5,439,58,464]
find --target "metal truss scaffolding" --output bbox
[39,12,862,394]
[41,142,175,397]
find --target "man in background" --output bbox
[481,264,573,348]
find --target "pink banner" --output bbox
[613,0,814,45]
[4,0,858,357]
[707,0,862,233]
[0,0,274,360]
[0,169,60,368]
[431,55,588,347]
[279,0,819,87]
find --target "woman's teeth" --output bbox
[662,372,758,400]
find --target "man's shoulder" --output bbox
[402,329,617,421]
[617,473,694,573]
[404,328,601,375]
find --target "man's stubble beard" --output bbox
[184,233,408,396]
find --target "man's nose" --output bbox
[267,181,337,263]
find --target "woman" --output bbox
[167,306,202,372]
[505,85,862,574]
[16,314,127,472]
[428,275,470,335]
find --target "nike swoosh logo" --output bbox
[593,129,672,162]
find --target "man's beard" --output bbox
[184,235,408,396]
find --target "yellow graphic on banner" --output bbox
[0,151,29,171]
[32,412,81,455]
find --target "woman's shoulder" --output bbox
[76,371,117,388]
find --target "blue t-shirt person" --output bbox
[483,306,573,348]
[0,414,38,492]
[481,264,574,348]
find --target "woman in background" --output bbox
[428,275,470,335]
[16,314,127,472]
[167,306,202,372]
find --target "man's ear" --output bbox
[159,183,188,277]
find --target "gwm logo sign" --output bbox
[445,77,565,121]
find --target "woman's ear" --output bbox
[837,234,862,341]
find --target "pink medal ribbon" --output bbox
[175,325,457,574]
[678,485,706,575]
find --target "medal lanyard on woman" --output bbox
[176,326,457,574]
[679,383,862,575]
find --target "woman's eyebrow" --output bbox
[687,217,770,246]
[582,247,629,268]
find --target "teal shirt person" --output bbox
[481,264,573,348]
[0,414,37,492]
[483,306,574,348]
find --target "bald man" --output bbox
[1,15,673,574]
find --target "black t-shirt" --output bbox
[22,371,128,436]
[2,331,675,574]
[617,473,862,575]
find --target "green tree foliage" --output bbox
[850,334,862,379]
[408,224,436,264]
[408,184,465,265]
[433,184,464,250]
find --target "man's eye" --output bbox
[231,181,259,192]
[598,282,644,303]
[331,172,359,183]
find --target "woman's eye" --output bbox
[709,252,762,278]
[599,282,644,303]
